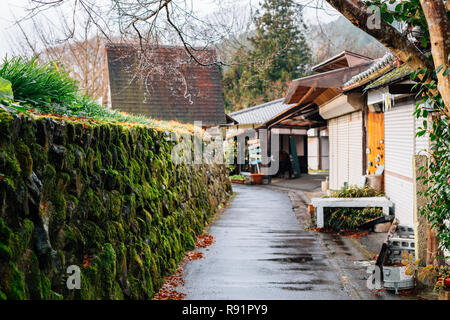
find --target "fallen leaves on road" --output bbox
[397,287,419,296]
[185,251,204,261]
[196,234,215,248]
[153,269,187,300]
[342,230,369,239]
[153,233,215,300]
[314,228,369,239]
[314,228,335,233]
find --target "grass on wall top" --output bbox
[0,57,197,134]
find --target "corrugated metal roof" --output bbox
[228,99,296,125]
[105,43,226,126]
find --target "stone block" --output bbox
[374,222,391,233]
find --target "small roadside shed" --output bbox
[226,98,316,176]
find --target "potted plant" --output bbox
[251,172,263,184]
[435,266,450,291]
[401,251,437,286]
[229,174,245,184]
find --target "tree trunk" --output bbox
[420,0,450,114]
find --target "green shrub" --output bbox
[327,185,384,198]
[0,57,78,108]
[324,185,385,231]
[0,57,197,134]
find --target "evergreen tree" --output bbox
[223,0,312,111]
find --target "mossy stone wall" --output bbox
[0,107,232,300]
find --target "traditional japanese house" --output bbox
[322,52,430,228]
[225,51,374,180]
[103,44,226,127]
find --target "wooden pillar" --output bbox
[426,223,440,266]
[413,155,429,265]
[318,133,322,171]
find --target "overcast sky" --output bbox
[0,0,340,58]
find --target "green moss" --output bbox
[81,221,105,253]
[0,289,6,300]
[49,192,66,232]
[40,274,51,300]
[80,263,99,300]
[0,149,21,181]
[50,291,63,300]
[0,243,12,261]
[105,221,119,246]
[117,142,129,169]
[99,243,116,299]
[85,148,95,175]
[24,251,43,299]
[65,145,76,172]
[0,217,12,244]
[4,262,26,300]
[109,191,121,220]
[93,148,102,171]
[43,163,56,179]
[0,108,13,141]
[63,225,84,252]
[10,219,34,259]
[20,118,36,146]
[31,143,48,177]
[57,172,70,192]
[184,231,196,251]
[365,64,412,90]
[0,111,232,300]
[89,193,102,222]
[111,281,124,300]
[115,243,127,287]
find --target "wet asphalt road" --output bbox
[180,184,350,299]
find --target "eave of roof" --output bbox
[284,62,373,104]
[342,52,397,91]
[311,50,373,72]
[228,99,296,125]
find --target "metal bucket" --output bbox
[383,266,415,294]
[366,174,383,192]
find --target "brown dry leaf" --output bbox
[196,234,214,248]
[153,233,214,300]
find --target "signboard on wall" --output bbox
[248,139,261,166]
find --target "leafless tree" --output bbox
[10,0,350,106]
[9,0,259,104]
[17,0,255,67]
[10,11,107,100]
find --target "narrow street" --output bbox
[180,184,360,299]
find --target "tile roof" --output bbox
[364,63,413,90]
[228,99,296,125]
[105,44,226,126]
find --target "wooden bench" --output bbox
[310,197,393,228]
